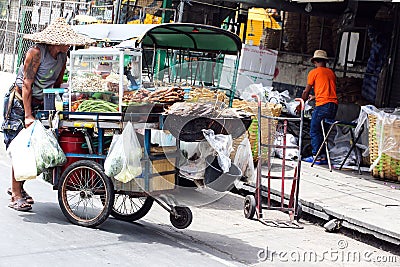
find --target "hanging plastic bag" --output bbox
[30,120,67,174]
[202,129,232,173]
[234,137,255,183]
[7,125,37,181]
[104,134,123,177]
[104,122,142,183]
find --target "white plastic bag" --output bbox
[104,122,142,183]
[202,129,232,173]
[234,137,255,183]
[273,133,299,160]
[239,83,266,102]
[104,134,123,177]
[7,125,37,181]
[30,120,66,174]
[179,140,213,180]
[329,126,356,166]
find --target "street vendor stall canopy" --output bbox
[72,23,158,42]
[137,23,242,55]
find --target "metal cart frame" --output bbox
[243,96,304,229]
[40,110,193,229]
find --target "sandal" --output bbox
[6,188,34,204]
[8,198,32,212]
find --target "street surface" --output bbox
[0,72,399,267]
[0,154,399,267]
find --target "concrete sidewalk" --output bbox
[238,159,400,245]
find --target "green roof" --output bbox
[138,23,242,55]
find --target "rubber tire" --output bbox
[58,160,114,227]
[244,195,256,219]
[111,195,154,222]
[295,202,303,221]
[170,206,193,229]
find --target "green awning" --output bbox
[137,23,242,55]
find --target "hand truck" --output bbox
[243,95,304,229]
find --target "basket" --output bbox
[368,113,400,181]
[231,100,282,162]
[259,27,281,50]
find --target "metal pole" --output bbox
[229,51,240,107]
[1,0,12,71]
[114,0,122,24]
[178,0,184,23]
[12,0,24,73]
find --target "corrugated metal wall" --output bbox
[0,0,89,74]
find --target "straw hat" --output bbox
[23,17,94,46]
[311,50,329,63]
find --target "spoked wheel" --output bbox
[58,160,114,227]
[111,194,154,221]
[244,195,256,219]
[170,206,192,229]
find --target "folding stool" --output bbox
[311,119,364,174]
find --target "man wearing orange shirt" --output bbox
[301,50,338,165]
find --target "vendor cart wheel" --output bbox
[244,195,256,219]
[111,195,154,221]
[170,206,192,229]
[58,160,114,227]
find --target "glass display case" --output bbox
[68,47,142,120]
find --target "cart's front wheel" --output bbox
[170,206,192,229]
[111,195,154,221]
[58,160,114,227]
[244,195,256,219]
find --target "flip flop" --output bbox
[8,198,32,212]
[6,188,34,204]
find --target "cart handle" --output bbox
[252,94,261,107]
[252,95,304,111]
[295,98,305,111]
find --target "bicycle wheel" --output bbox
[58,160,114,227]
[111,195,154,222]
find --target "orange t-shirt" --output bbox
[307,67,338,106]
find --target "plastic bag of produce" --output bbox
[104,134,123,177]
[104,122,142,183]
[7,125,37,181]
[30,120,67,174]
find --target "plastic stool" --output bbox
[311,119,364,174]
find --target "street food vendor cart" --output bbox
[42,24,251,229]
[41,45,193,229]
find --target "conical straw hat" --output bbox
[23,17,94,46]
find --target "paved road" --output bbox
[0,158,399,267]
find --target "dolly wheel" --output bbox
[170,206,192,229]
[295,202,303,221]
[244,195,256,219]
